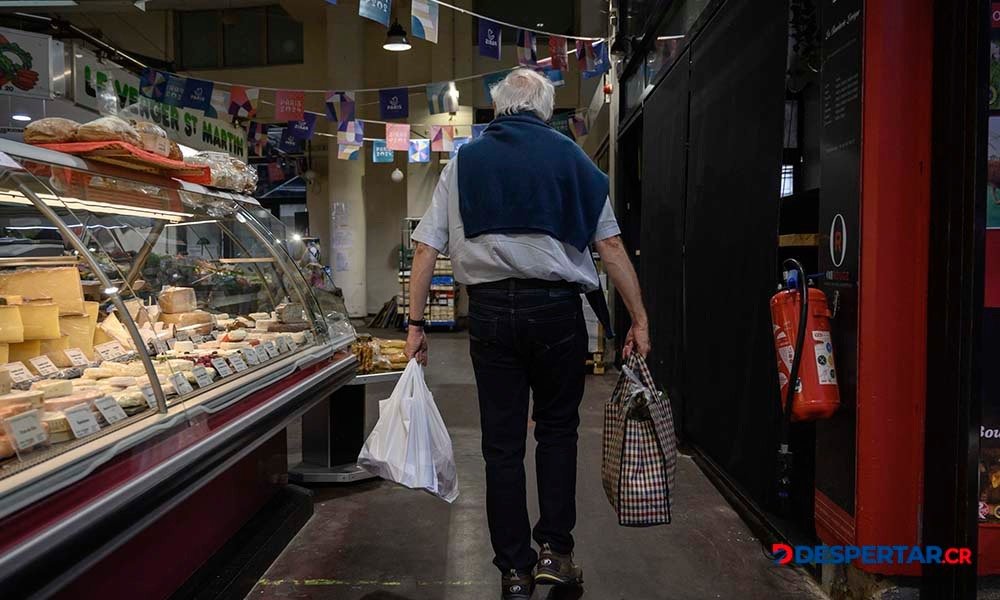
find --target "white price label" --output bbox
[95,341,127,360]
[140,385,157,409]
[211,358,233,377]
[29,356,60,377]
[64,403,101,438]
[191,365,213,388]
[167,338,177,350]
[168,372,194,396]
[285,336,298,352]
[152,337,169,355]
[175,330,190,342]
[3,410,47,450]
[263,341,279,359]
[3,362,32,383]
[64,348,91,367]
[242,347,259,366]
[229,354,249,372]
[275,337,290,353]
[92,396,127,424]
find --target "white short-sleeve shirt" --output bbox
[411,160,621,292]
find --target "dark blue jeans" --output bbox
[467,283,588,572]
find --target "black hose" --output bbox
[776,258,808,511]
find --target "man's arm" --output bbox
[405,242,439,364]
[595,235,650,357]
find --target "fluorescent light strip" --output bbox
[0,191,194,223]
[165,219,219,228]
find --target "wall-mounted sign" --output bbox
[0,26,64,99]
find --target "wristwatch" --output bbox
[408,318,427,328]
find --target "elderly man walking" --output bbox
[405,68,650,600]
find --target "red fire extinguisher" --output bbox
[770,262,841,422]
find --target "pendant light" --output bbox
[384,20,412,52]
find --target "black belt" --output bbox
[468,278,579,292]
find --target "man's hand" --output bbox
[623,322,651,358]
[405,326,428,365]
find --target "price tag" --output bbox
[168,372,194,396]
[29,356,60,377]
[241,348,259,366]
[140,384,157,409]
[3,410,47,451]
[211,358,233,377]
[64,403,101,438]
[152,337,169,355]
[166,338,177,350]
[230,353,249,372]
[192,335,208,344]
[175,330,191,342]
[285,336,299,352]
[64,348,91,367]
[95,341,127,361]
[275,336,290,353]
[4,362,32,383]
[191,365,213,388]
[92,396,127,425]
[263,341,279,359]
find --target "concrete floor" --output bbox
[249,332,828,600]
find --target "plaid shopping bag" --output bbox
[602,353,678,526]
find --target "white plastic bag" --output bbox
[357,359,459,503]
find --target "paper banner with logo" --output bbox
[410,0,439,44]
[478,19,502,60]
[483,70,511,102]
[205,88,230,119]
[290,113,318,140]
[359,0,391,27]
[426,81,459,115]
[279,127,301,152]
[182,78,213,112]
[338,119,364,145]
[139,68,167,101]
[408,139,430,163]
[516,30,537,66]
[570,115,589,140]
[275,90,305,121]
[430,125,455,152]
[338,144,360,161]
[373,140,395,163]
[325,90,355,123]
[163,74,187,107]
[267,162,285,182]
[450,137,470,159]
[549,36,569,71]
[545,68,565,88]
[582,42,610,79]
[576,40,596,72]
[379,88,409,120]
[386,123,410,151]
[229,85,258,118]
[471,124,488,140]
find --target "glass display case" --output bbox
[0,138,355,520]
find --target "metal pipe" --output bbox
[125,220,166,290]
[14,174,167,413]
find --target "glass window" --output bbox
[224,8,265,68]
[177,10,220,70]
[644,0,710,84]
[267,6,304,65]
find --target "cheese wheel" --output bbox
[104,376,138,387]
[0,390,44,409]
[158,287,197,314]
[0,305,24,343]
[19,303,61,340]
[8,340,40,364]
[30,379,73,399]
[0,267,85,316]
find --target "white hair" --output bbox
[490,68,556,122]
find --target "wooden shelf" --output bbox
[778,233,819,248]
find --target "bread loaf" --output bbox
[24,118,79,144]
[75,116,142,146]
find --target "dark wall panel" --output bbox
[641,50,690,429]
[682,0,789,503]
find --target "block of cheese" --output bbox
[0,389,44,409]
[44,392,103,412]
[160,310,213,328]
[158,287,197,314]
[8,340,40,365]
[59,314,95,360]
[40,335,70,364]
[31,379,73,399]
[0,295,22,305]
[19,303,61,340]
[220,341,252,350]
[42,411,70,434]
[105,376,138,387]
[0,368,10,394]
[248,312,271,322]
[173,340,195,353]
[0,267,85,316]
[254,319,276,331]
[276,303,306,324]
[0,305,24,343]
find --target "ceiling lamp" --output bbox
[383,20,412,52]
